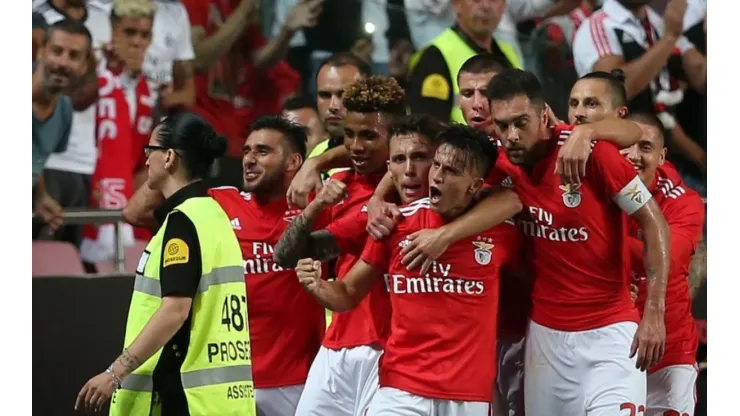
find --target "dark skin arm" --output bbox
[67,52,99,111]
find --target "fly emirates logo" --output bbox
[243,242,285,275]
[388,244,484,295]
[519,206,589,242]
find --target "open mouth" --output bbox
[244,171,260,181]
[351,157,368,169]
[402,183,423,197]
[470,116,486,124]
[429,186,442,203]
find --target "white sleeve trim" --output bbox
[613,175,652,215]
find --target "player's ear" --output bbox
[386,159,391,172]
[469,178,484,195]
[287,153,303,172]
[618,106,628,118]
[658,147,667,165]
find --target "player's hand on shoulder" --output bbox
[366,196,402,240]
[296,258,324,293]
[287,159,324,208]
[314,179,347,207]
[556,123,595,186]
[401,228,452,274]
[630,306,666,372]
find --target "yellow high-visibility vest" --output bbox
[110,196,255,416]
[409,28,523,123]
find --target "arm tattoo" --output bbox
[274,214,340,269]
[117,348,141,375]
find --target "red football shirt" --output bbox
[628,163,703,372]
[320,170,391,350]
[208,187,329,388]
[496,124,648,331]
[361,198,521,402]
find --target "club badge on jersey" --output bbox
[473,237,494,265]
[559,183,583,208]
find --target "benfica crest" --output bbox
[559,183,582,208]
[473,237,494,265]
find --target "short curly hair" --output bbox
[342,75,406,115]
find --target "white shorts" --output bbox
[294,345,381,416]
[524,320,646,416]
[493,334,526,416]
[255,385,304,416]
[646,364,698,416]
[367,387,491,416]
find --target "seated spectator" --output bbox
[282,95,328,156]
[182,0,321,189]
[33,0,112,247]
[32,19,92,233]
[572,0,706,190]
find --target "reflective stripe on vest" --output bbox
[110,196,255,416]
[133,265,245,298]
[409,28,524,123]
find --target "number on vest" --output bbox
[221,294,246,332]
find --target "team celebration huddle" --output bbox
[76,53,703,416]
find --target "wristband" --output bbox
[106,366,122,389]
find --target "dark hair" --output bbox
[436,123,497,178]
[388,114,447,147]
[282,95,318,113]
[44,19,92,52]
[579,69,628,107]
[486,68,545,109]
[250,115,308,158]
[343,75,406,115]
[156,112,227,180]
[626,112,666,146]
[458,54,508,83]
[316,52,372,80]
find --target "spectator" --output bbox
[282,95,328,156]
[33,0,112,247]
[80,0,157,266]
[309,52,372,162]
[572,0,706,188]
[407,0,517,123]
[182,0,322,188]
[32,19,92,233]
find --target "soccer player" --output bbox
[295,124,521,415]
[121,115,329,416]
[488,68,670,416]
[568,69,629,126]
[457,54,507,133]
[621,113,704,416]
[273,76,405,416]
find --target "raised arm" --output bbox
[188,0,256,71]
[122,183,164,230]
[274,180,346,268]
[286,145,352,208]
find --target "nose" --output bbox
[243,151,257,167]
[472,91,486,111]
[329,94,341,113]
[349,137,364,153]
[506,126,520,143]
[404,159,415,177]
[430,166,444,184]
[624,145,640,163]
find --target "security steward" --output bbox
[75,112,256,416]
[407,0,522,123]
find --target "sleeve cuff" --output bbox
[677,36,696,55]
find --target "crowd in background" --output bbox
[31,0,707,271]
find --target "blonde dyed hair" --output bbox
[113,0,156,20]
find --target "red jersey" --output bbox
[182,0,263,157]
[496,124,648,331]
[628,163,703,372]
[361,198,521,402]
[208,187,329,388]
[320,170,391,350]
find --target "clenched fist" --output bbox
[314,179,347,208]
[295,258,325,294]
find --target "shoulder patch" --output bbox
[420,74,450,101]
[163,238,190,267]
